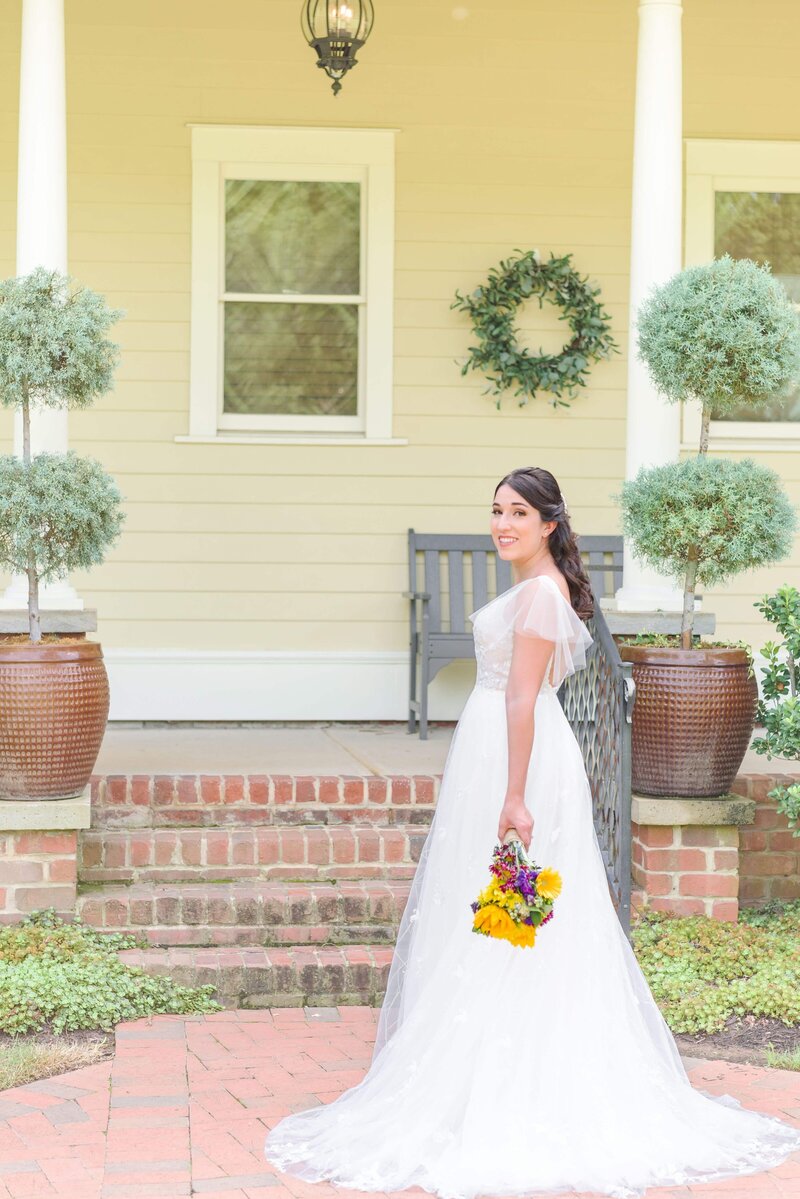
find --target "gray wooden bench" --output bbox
[406,529,623,738]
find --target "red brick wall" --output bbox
[732,774,800,906]
[0,831,78,922]
[631,821,740,920]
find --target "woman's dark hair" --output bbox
[493,466,594,621]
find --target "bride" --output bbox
[265,465,800,1199]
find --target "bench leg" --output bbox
[419,650,429,741]
[408,630,418,733]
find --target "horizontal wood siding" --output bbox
[0,0,794,663]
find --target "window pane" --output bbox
[714,191,800,421]
[225,180,360,296]
[223,302,358,416]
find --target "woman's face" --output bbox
[491,483,555,564]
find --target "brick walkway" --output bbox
[0,1009,799,1199]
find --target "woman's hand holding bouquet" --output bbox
[498,792,533,849]
[471,826,562,950]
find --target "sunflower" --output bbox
[473,904,515,940]
[535,867,562,901]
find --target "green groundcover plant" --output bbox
[618,256,800,647]
[0,909,221,1036]
[619,632,753,656]
[631,901,800,1035]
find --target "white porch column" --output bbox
[615,0,684,612]
[1,0,82,609]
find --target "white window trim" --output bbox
[684,138,800,452]
[186,124,398,443]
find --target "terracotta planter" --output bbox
[618,645,757,798]
[0,640,109,799]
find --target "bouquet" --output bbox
[470,828,562,949]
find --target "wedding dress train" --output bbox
[264,574,800,1199]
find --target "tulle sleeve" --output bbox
[479,575,593,688]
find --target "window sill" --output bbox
[175,433,408,447]
[681,436,800,452]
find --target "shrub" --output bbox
[751,584,800,836]
[636,255,800,421]
[618,457,795,589]
[0,453,124,583]
[0,909,221,1036]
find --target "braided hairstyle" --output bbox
[493,466,594,621]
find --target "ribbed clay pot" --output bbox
[618,645,757,798]
[0,640,109,799]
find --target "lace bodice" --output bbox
[472,614,556,692]
[469,574,593,694]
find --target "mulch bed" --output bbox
[675,1015,800,1067]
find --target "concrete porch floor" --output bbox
[94,722,787,779]
[95,723,454,777]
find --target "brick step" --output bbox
[80,879,412,947]
[116,944,393,1007]
[78,825,425,883]
[94,805,433,831]
[90,773,438,829]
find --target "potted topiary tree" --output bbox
[617,256,799,797]
[0,268,125,800]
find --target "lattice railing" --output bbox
[559,600,636,936]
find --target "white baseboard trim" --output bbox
[87,647,778,724]
[104,649,477,722]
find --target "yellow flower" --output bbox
[473,904,515,940]
[473,905,537,948]
[511,923,537,948]
[535,867,562,901]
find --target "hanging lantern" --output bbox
[301,0,375,96]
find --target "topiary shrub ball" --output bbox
[0,267,121,411]
[618,456,797,587]
[637,255,800,417]
[0,451,125,582]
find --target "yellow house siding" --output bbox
[35,0,636,665]
[0,1,796,688]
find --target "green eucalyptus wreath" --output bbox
[451,249,618,408]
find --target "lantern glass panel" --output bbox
[302,0,373,43]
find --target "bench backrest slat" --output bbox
[448,551,465,633]
[496,555,513,593]
[472,551,489,613]
[424,548,441,631]
[409,529,623,637]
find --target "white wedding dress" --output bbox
[264,575,800,1198]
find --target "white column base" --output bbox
[615,547,685,613]
[0,575,85,612]
[614,584,686,614]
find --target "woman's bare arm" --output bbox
[497,632,555,848]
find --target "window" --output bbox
[187,126,396,442]
[684,140,800,448]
